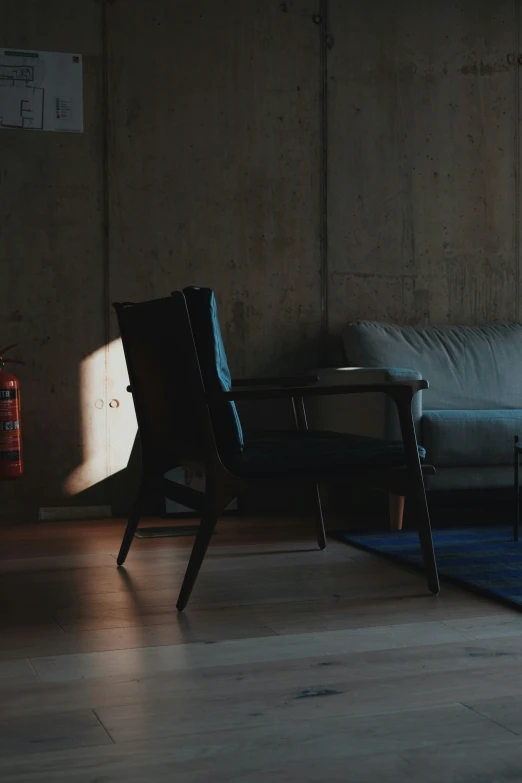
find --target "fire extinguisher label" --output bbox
[0,450,21,461]
[0,421,19,431]
[0,389,17,399]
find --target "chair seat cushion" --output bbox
[422,409,522,467]
[226,430,425,477]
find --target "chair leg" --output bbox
[176,472,237,611]
[394,393,439,595]
[176,513,219,611]
[116,484,145,566]
[314,483,327,550]
[515,436,519,543]
[411,477,439,595]
[389,494,405,531]
[292,396,326,550]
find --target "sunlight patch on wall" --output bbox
[106,337,138,479]
[64,338,137,495]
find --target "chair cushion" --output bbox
[422,409,522,467]
[183,287,244,453]
[227,430,426,477]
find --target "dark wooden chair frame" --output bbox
[514,435,520,542]
[114,292,440,611]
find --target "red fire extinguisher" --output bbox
[0,345,24,479]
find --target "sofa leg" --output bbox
[389,494,405,531]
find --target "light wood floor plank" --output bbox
[0,658,39,683]
[464,694,522,735]
[29,620,475,683]
[0,705,513,779]
[442,613,522,639]
[0,709,113,755]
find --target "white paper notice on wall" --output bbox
[0,48,83,133]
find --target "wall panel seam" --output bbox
[102,0,111,491]
[319,0,329,360]
[513,0,522,321]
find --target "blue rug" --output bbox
[331,526,522,611]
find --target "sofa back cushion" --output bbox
[342,321,522,410]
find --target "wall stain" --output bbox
[126,105,140,127]
[461,62,510,76]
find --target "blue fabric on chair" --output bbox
[183,287,244,453]
[227,430,426,477]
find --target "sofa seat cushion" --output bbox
[226,430,426,478]
[422,410,522,467]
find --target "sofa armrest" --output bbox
[303,367,424,440]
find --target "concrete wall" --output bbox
[1,0,520,516]
[1,0,106,517]
[328,0,519,338]
[107,0,321,378]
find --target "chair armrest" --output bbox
[212,380,427,403]
[309,367,423,384]
[305,367,425,440]
[232,375,319,388]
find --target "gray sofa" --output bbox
[307,321,522,499]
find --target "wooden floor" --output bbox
[1,515,522,781]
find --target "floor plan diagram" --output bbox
[0,62,44,129]
[0,48,83,133]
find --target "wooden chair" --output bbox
[113,288,440,610]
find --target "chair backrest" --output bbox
[181,287,244,453]
[114,289,243,474]
[114,293,211,471]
